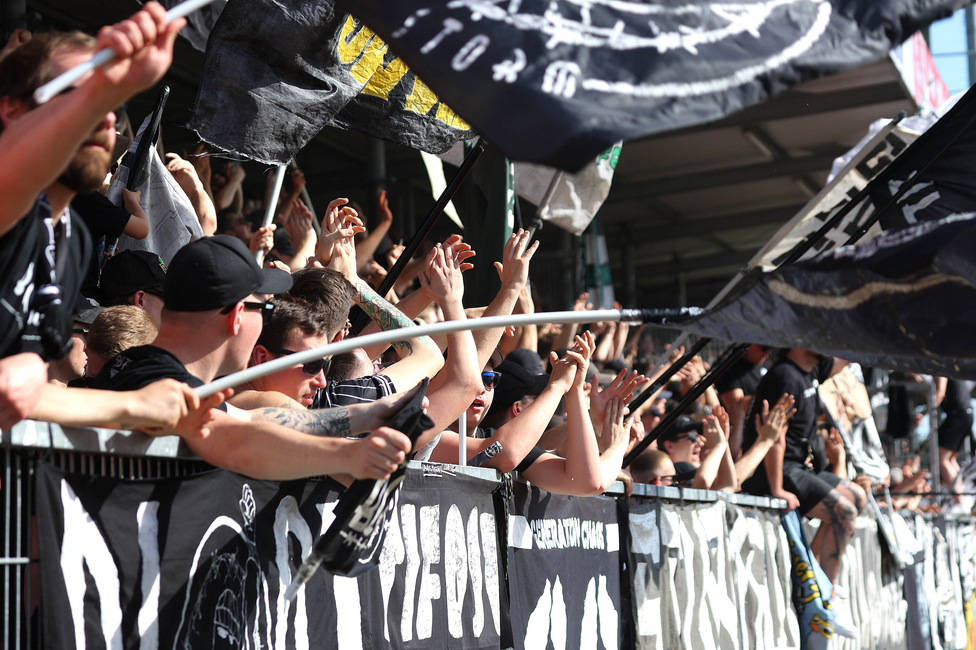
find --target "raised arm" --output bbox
[474,229,539,368]
[0,2,183,233]
[735,394,795,487]
[355,189,394,268]
[415,242,483,449]
[326,208,443,387]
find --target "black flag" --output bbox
[651,213,976,379]
[189,1,473,165]
[337,0,964,171]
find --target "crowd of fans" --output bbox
[0,3,971,636]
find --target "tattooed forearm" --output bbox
[253,405,352,437]
[355,279,415,331]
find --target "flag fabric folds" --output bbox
[189,2,473,165]
[336,0,964,171]
[654,213,976,379]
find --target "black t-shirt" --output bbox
[742,355,834,465]
[92,345,202,390]
[71,192,131,299]
[943,379,975,413]
[473,426,545,472]
[0,198,91,360]
[92,345,230,412]
[715,358,764,397]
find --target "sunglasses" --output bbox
[222,300,276,325]
[482,371,501,389]
[263,345,332,377]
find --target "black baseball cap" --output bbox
[164,235,293,312]
[487,360,550,417]
[658,416,703,444]
[99,250,167,302]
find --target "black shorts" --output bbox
[939,411,973,453]
[782,463,843,517]
[742,460,842,517]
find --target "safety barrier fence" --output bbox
[2,421,975,650]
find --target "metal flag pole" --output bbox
[348,139,486,334]
[33,0,223,104]
[622,343,750,468]
[458,414,467,466]
[195,307,672,398]
[525,170,564,241]
[256,164,287,267]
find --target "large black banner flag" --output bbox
[190,2,473,165]
[337,0,964,171]
[651,213,976,378]
[36,462,500,650]
[506,482,622,650]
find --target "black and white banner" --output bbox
[35,462,500,650]
[338,0,963,170]
[507,482,621,650]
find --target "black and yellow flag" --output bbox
[189,2,474,164]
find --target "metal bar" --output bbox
[349,139,486,335]
[623,343,750,467]
[458,414,467,467]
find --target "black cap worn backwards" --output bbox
[164,235,293,312]
[99,250,167,302]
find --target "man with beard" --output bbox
[0,5,220,434]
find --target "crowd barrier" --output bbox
[2,421,976,650]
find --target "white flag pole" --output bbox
[33,0,223,104]
[195,309,649,399]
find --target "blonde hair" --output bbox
[86,305,157,360]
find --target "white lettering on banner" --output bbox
[399,504,420,642]
[480,512,502,636]
[417,505,442,639]
[60,479,124,650]
[137,501,161,650]
[633,563,661,637]
[378,502,405,642]
[316,501,363,650]
[529,517,610,550]
[467,508,485,636]
[274,497,311,650]
[445,504,468,638]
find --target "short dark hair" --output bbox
[257,294,331,350]
[287,267,354,340]
[0,31,96,133]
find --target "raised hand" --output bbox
[92,2,185,99]
[494,229,539,291]
[755,393,796,443]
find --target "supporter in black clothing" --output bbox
[716,344,771,458]
[98,250,167,326]
[0,7,211,433]
[936,377,976,501]
[93,234,415,482]
[739,348,865,600]
[72,189,149,299]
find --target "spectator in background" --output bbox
[716,343,771,458]
[740,347,864,620]
[48,295,103,387]
[934,377,975,505]
[98,250,167,326]
[629,448,676,486]
[85,305,157,380]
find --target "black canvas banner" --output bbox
[35,461,500,650]
[506,481,621,650]
[189,1,473,165]
[337,0,964,171]
[652,212,976,378]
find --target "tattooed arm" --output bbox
[327,225,443,389]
